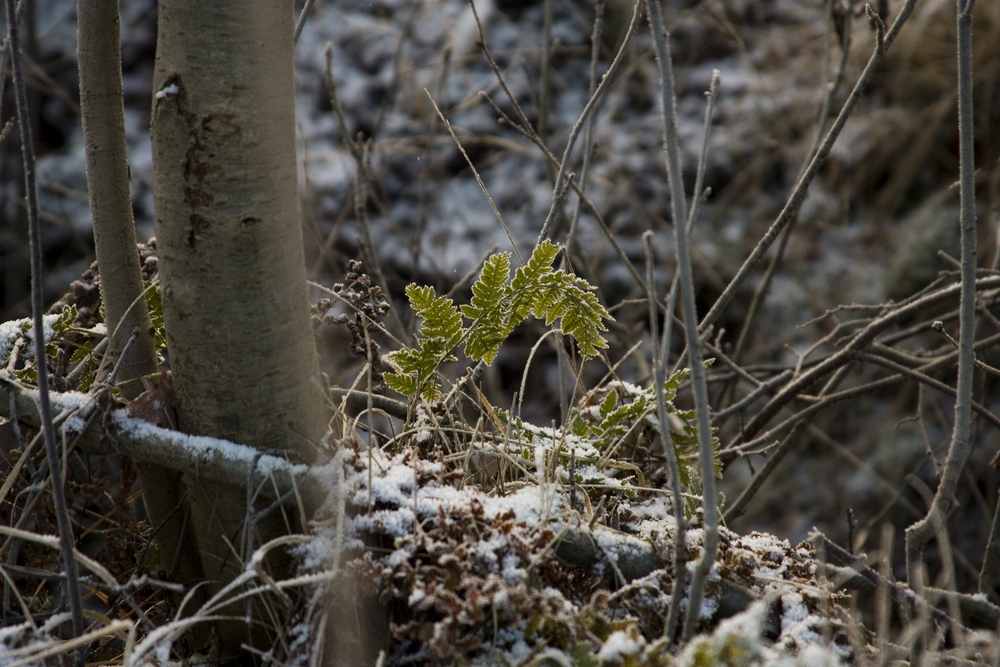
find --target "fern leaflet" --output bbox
[461,252,514,365]
[385,284,464,400]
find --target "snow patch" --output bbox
[0,315,61,364]
[597,630,644,661]
[110,409,308,478]
[155,83,179,100]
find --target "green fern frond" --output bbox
[385,343,443,399]
[598,394,650,441]
[563,387,654,453]
[485,372,719,508]
[462,252,514,365]
[13,307,78,385]
[506,240,611,357]
[406,285,464,349]
[569,373,720,494]
[144,280,168,359]
[384,284,464,400]
[386,241,612,400]
[553,276,610,357]
[509,240,563,322]
[663,367,689,401]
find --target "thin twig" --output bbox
[699,8,889,335]
[4,0,86,658]
[725,421,811,523]
[535,0,642,245]
[538,0,554,162]
[724,357,851,522]
[482,90,646,291]
[425,90,523,265]
[685,70,720,235]
[566,1,605,250]
[322,45,408,344]
[930,320,1000,377]
[907,0,978,593]
[471,0,646,290]
[853,350,1000,432]
[644,0,718,640]
[980,481,1000,598]
[372,5,420,141]
[104,328,140,389]
[352,140,407,342]
[810,531,962,632]
[726,319,1000,470]
[293,0,318,45]
[323,43,360,160]
[735,276,1000,449]
[643,232,686,639]
[712,369,792,424]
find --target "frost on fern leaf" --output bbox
[386,240,612,399]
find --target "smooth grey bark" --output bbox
[76,0,201,593]
[151,0,329,655]
[77,0,157,396]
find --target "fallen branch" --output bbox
[0,372,310,498]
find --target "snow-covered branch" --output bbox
[0,372,309,498]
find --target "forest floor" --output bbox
[2,0,1000,664]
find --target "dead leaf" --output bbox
[125,371,177,429]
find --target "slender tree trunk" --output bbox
[77,0,158,394]
[151,0,329,657]
[76,0,201,589]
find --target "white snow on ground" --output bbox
[6,0,993,663]
[297,441,851,665]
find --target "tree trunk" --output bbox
[77,0,158,396]
[151,0,329,657]
[76,0,202,594]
